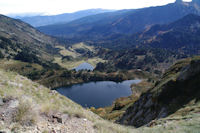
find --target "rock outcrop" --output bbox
[119,57,200,127]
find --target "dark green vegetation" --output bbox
[17,9,114,27]
[0,59,150,88]
[95,47,185,74]
[38,0,200,41]
[0,14,59,67]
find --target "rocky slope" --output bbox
[0,69,139,133]
[119,57,200,129]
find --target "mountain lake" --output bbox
[74,62,94,71]
[56,79,141,108]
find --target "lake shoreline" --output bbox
[74,62,95,71]
[52,78,141,90]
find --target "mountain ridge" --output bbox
[38,0,200,40]
[17,9,115,27]
[92,14,200,55]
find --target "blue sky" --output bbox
[0,0,192,16]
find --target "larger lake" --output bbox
[56,80,141,108]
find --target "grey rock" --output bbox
[0,129,11,133]
[144,99,153,108]
[178,60,200,81]
[52,114,69,123]
[0,98,3,106]
[8,100,19,108]
[158,107,168,118]
[144,111,155,124]
[61,114,70,124]
[134,110,143,119]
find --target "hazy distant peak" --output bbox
[17,9,115,27]
[7,13,44,18]
[175,0,183,4]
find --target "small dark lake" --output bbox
[74,62,94,71]
[56,80,141,108]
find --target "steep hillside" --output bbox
[119,57,200,129]
[0,69,138,133]
[145,14,200,54]
[18,9,114,27]
[0,14,59,65]
[38,0,200,40]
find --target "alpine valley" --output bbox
[0,0,200,132]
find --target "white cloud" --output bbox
[0,0,193,15]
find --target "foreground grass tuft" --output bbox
[14,100,37,126]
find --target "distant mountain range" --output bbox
[16,9,115,27]
[38,0,200,40]
[96,14,200,55]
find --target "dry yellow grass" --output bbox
[54,43,106,69]
[55,45,80,57]
[53,56,105,70]
[53,56,85,69]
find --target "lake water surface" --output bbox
[75,62,94,71]
[56,80,141,108]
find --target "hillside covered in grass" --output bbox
[0,69,139,133]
